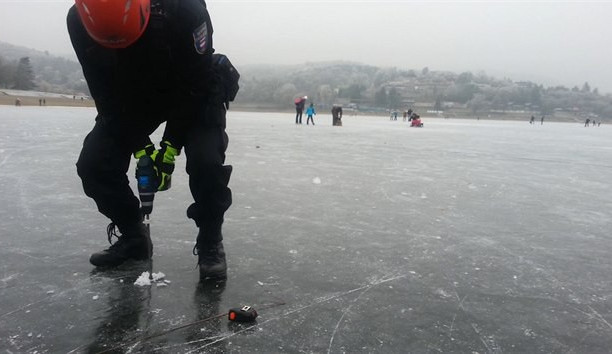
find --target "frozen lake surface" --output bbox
[1,106,611,353]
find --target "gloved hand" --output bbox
[152,140,179,191]
[134,143,155,159]
[134,141,180,191]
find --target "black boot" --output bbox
[193,228,227,280]
[90,223,153,267]
[195,241,227,280]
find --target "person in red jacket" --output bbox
[410,114,423,127]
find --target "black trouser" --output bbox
[184,103,232,243]
[306,115,314,125]
[295,109,303,124]
[76,104,232,243]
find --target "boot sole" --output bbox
[199,268,227,280]
[89,240,153,268]
[90,254,152,268]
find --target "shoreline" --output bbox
[0,94,591,123]
[0,95,94,108]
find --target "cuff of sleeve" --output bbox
[133,143,156,159]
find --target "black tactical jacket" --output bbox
[67,0,215,150]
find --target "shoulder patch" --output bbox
[192,21,208,54]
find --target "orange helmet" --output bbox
[75,0,151,48]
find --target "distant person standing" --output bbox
[585,118,590,127]
[332,104,343,126]
[541,116,544,125]
[295,96,306,124]
[530,116,535,124]
[305,103,316,125]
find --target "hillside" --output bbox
[0,42,87,94]
[1,41,611,122]
[237,63,611,122]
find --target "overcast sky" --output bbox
[1,0,611,92]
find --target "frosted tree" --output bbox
[273,83,297,106]
[14,57,35,90]
[317,84,335,105]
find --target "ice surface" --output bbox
[1,106,612,352]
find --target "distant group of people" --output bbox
[293,99,425,127]
[403,109,413,121]
[528,115,603,127]
[397,109,422,126]
[585,118,601,127]
[529,115,545,125]
[294,96,316,125]
[12,96,87,107]
[13,98,47,106]
[294,96,343,126]
[390,109,421,124]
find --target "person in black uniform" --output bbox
[67,0,239,280]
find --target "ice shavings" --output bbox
[134,274,151,286]
[312,177,321,184]
[134,271,167,287]
[2,273,19,282]
[152,272,165,281]
[257,280,280,286]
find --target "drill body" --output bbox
[136,155,158,217]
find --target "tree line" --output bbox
[1,40,611,121]
[0,41,86,94]
[237,63,612,120]
[0,56,35,90]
